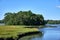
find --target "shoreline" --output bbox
[0,25,41,40]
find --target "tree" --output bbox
[46,20,60,24]
[4,10,46,25]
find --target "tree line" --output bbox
[1,10,60,25]
[0,10,46,25]
[46,20,60,24]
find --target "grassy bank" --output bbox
[0,25,39,38]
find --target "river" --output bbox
[20,24,60,40]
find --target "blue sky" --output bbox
[0,0,60,20]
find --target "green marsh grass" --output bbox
[0,25,38,38]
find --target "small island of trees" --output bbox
[3,10,46,25]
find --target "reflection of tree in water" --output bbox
[19,32,43,40]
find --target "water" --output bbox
[0,24,59,40]
[0,23,5,25]
[0,23,60,40]
[31,24,60,40]
[20,33,42,40]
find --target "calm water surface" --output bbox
[31,24,60,40]
[0,23,5,25]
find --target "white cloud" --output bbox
[56,6,60,8]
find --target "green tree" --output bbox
[4,10,46,25]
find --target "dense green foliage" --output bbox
[47,20,60,24]
[4,10,45,25]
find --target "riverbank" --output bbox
[0,25,40,38]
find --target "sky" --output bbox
[0,0,60,20]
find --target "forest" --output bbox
[0,10,46,25]
[0,11,60,25]
[47,20,60,24]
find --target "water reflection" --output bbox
[42,31,60,40]
[32,24,60,40]
[20,24,60,40]
[19,33,43,40]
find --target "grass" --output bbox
[0,25,38,38]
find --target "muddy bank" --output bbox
[17,31,41,40]
[0,31,41,40]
